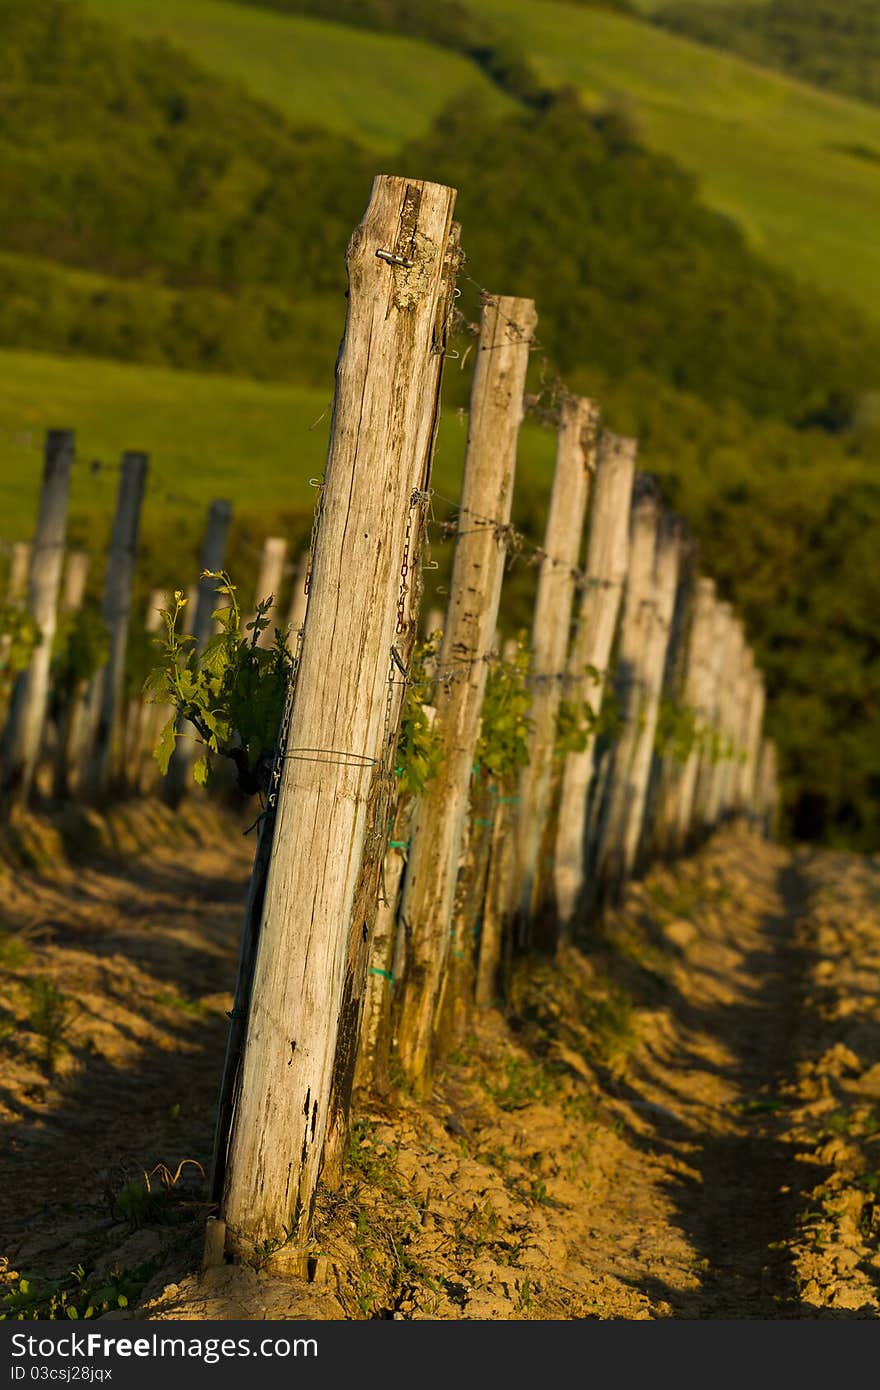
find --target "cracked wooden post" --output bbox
[165,498,232,804]
[394,292,536,1098]
[85,451,149,799]
[250,536,288,647]
[552,433,636,934]
[514,395,597,938]
[670,576,717,852]
[323,222,462,1179]
[219,175,458,1268]
[621,517,682,878]
[1,430,74,808]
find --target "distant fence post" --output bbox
[1,429,74,808]
[706,615,744,828]
[250,536,287,646]
[670,576,717,852]
[514,395,597,940]
[85,451,149,799]
[7,543,31,605]
[394,292,536,1097]
[691,599,733,836]
[740,665,766,817]
[591,481,660,898]
[552,433,636,934]
[51,549,90,799]
[164,499,232,804]
[218,175,458,1269]
[623,517,683,878]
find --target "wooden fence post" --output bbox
[552,433,636,933]
[50,550,90,799]
[1,430,74,807]
[250,536,287,646]
[590,482,660,898]
[165,499,232,804]
[394,292,537,1097]
[691,599,733,837]
[514,395,597,934]
[740,664,766,817]
[85,451,149,799]
[706,616,745,828]
[670,576,717,852]
[622,517,682,878]
[219,175,458,1267]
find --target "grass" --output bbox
[0,346,557,605]
[81,0,515,149]
[470,0,880,309]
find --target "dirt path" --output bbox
[1,809,879,1319]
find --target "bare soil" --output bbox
[1,806,879,1320]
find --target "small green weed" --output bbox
[27,979,73,1072]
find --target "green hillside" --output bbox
[471,0,880,306]
[82,0,880,311]
[80,0,514,147]
[653,0,880,109]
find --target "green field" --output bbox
[473,0,880,305]
[82,0,880,310]
[81,0,514,148]
[0,347,555,603]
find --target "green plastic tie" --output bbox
[473,817,494,828]
[388,839,411,850]
[370,967,394,985]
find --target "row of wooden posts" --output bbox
[208,176,779,1272]
[0,174,780,1275]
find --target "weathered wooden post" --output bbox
[394,292,537,1097]
[50,550,90,799]
[218,176,458,1268]
[706,615,745,827]
[85,451,149,799]
[286,550,309,636]
[553,433,636,932]
[590,482,660,898]
[322,221,463,1178]
[249,536,287,646]
[691,599,733,836]
[670,576,717,851]
[164,499,232,804]
[514,395,597,931]
[740,663,766,816]
[1,430,74,807]
[622,517,682,877]
[125,587,169,792]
